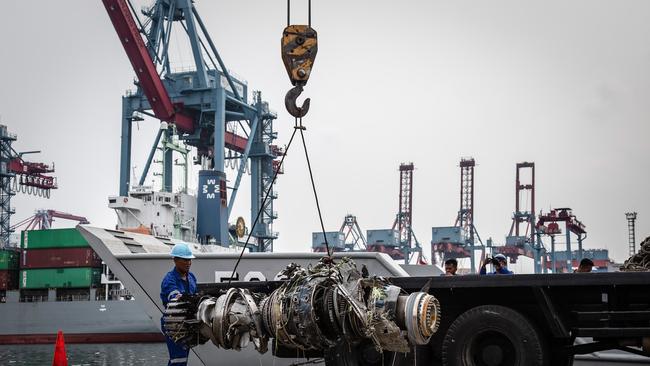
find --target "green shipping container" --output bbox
[19,267,101,289]
[21,228,89,250]
[0,249,19,270]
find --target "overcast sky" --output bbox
[1,0,649,268]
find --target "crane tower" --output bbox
[502,162,536,257]
[394,163,414,249]
[626,212,638,257]
[431,158,483,272]
[455,158,475,242]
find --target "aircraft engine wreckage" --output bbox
[163,258,441,356]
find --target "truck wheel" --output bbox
[441,305,544,366]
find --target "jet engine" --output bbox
[163,258,440,356]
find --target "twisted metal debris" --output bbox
[621,236,650,271]
[163,257,441,355]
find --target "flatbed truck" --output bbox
[199,271,650,366]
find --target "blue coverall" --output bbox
[160,268,197,366]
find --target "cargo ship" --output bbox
[0,228,161,344]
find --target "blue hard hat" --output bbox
[170,243,195,259]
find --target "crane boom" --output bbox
[102,0,249,152]
[102,0,194,132]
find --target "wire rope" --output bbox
[298,119,330,257]
[228,123,299,285]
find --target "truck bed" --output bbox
[199,271,650,365]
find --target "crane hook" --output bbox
[285,85,310,118]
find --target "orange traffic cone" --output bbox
[52,330,68,366]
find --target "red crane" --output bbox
[11,210,89,231]
[498,162,536,263]
[9,158,57,197]
[0,124,58,247]
[536,208,586,272]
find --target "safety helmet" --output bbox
[170,243,195,259]
[494,254,507,262]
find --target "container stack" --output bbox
[19,229,102,290]
[0,249,19,291]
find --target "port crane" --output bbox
[431,157,484,273]
[11,209,89,231]
[0,125,57,248]
[536,208,586,273]
[366,163,426,264]
[103,0,282,250]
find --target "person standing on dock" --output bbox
[160,243,197,366]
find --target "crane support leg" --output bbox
[196,87,228,246]
[163,129,173,192]
[577,235,584,262]
[565,228,572,271]
[213,88,226,173]
[119,99,133,196]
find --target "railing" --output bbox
[57,294,90,302]
[20,295,48,303]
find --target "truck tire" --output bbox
[441,305,544,366]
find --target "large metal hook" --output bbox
[285,85,310,118]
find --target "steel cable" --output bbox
[228,115,332,284]
[298,119,331,257]
[228,124,299,285]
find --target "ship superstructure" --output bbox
[109,186,197,242]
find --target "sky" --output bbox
[1,0,649,268]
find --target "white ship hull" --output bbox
[78,225,418,365]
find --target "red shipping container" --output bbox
[0,270,18,290]
[20,248,102,269]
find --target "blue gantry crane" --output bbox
[103,0,282,251]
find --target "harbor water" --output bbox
[0,343,641,366]
[0,343,167,365]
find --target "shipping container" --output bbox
[20,228,89,250]
[19,267,101,289]
[0,270,19,290]
[0,249,19,270]
[20,248,102,269]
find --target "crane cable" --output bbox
[297,118,331,258]
[228,117,332,284]
[228,124,298,285]
[228,0,329,285]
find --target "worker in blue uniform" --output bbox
[479,253,514,275]
[160,243,197,366]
